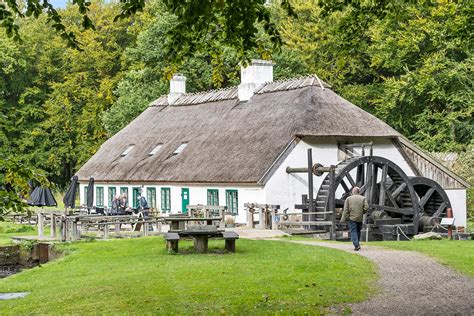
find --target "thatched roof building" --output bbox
[77,76,402,184]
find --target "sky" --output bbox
[50,0,68,9]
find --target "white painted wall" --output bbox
[263,136,418,212]
[79,183,264,224]
[79,136,467,226]
[445,189,467,228]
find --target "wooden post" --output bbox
[447,208,453,240]
[38,213,44,240]
[329,166,336,240]
[60,216,67,242]
[50,214,56,239]
[307,149,314,215]
[259,207,265,229]
[271,209,278,230]
[143,222,149,237]
[71,220,78,241]
[219,209,225,230]
[104,224,109,240]
[115,220,120,236]
[247,207,254,228]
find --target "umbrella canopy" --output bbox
[27,186,57,207]
[86,177,94,209]
[63,175,79,208]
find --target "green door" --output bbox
[132,187,140,209]
[181,188,190,213]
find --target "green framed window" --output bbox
[120,187,128,207]
[108,187,116,206]
[96,187,104,207]
[84,186,88,204]
[132,187,141,209]
[207,189,219,206]
[225,190,238,215]
[161,188,171,212]
[147,188,156,209]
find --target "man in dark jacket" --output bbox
[341,186,369,251]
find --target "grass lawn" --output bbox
[0,222,40,245]
[0,237,376,314]
[371,240,474,277]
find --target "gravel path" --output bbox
[288,240,474,315]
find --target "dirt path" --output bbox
[286,240,474,315]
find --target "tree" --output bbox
[103,8,308,135]
[273,0,473,152]
[0,156,48,217]
[0,0,294,65]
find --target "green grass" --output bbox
[0,237,376,314]
[372,239,474,277]
[0,222,38,245]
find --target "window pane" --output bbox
[149,144,163,156]
[120,188,128,207]
[108,187,116,206]
[96,187,104,207]
[226,190,238,215]
[161,188,171,212]
[121,145,134,157]
[207,189,219,206]
[172,143,188,156]
[147,188,156,208]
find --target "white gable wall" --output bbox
[78,136,467,227]
[262,136,469,227]
[263,136,417,212]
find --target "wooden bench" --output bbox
[164,232,180,253]
[223,231,239,252]
[164,229,239,254]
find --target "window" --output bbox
[120,187,128,207]
[121,145,134,157]
[96,187,104,207]
[161,188,171,212]
[84,186,88,203]
[147,188,157,209]
[132,187,141,209]
[226,190,238,215]
[108,187,116,206]
[172,143,188,156]
[207,189,219,206]
[148,144,163,156]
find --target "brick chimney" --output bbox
[168,74,186,104]
[238,59,273,102]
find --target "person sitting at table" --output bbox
[111,195,120,215]
[138,194,149,217]
[120,193,128,214]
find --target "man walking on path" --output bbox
[341,187,369,251]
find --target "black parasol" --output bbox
[63,175,79,208]
[27,186,57,207]
[86,177,94,209]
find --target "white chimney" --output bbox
[168,74,186,104]
[238,59,273,102]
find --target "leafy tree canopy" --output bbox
[0,0,294,65]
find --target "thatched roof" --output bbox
[77,76,400,183]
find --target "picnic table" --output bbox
[166,216,224,231]
[164,225,239,254]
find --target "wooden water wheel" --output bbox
[313,156,421,233]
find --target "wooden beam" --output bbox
[419,188,435,208]
[379,165,388,206]
[391,183,407,199]
[433,202,447,217]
